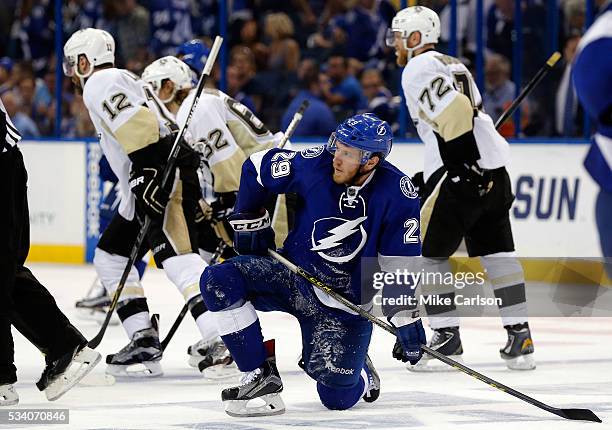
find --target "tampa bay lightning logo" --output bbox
[400,176,418,198]
[310,193,368,263]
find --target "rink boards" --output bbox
[18,139,609,285]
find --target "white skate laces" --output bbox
[239,367,262,386]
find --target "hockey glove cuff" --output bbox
[129,167,170,219]
[228,210,275,256]
[392,318,426,365]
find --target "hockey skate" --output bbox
[36,344,101,401]
[500,322,536,370]
[222,340,285,417]
[362,354,380,403]
[0,384,19,406]
[407,327,464,372]
[75,278,119,326]
[188,337,238,380]
[106,322,163,378]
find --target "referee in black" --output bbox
[0,97,100,405]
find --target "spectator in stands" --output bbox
[230,46,265,114]
[264,12,300,72]
[306,0,349,62]
[146,0,193,56]
[320,54,367,119]
[360,68,397,131]
[16,74,51,131]
[486,0,547,84]
[239,18,268,72]
[113,0,151,73]
[226,65,257,113]
[482,53,529,137]
[554,34,583,137]
[563,0,585,38]
[10,0,54,76]
[0,58,13,95]
[1,91,39,137]
[281,59,336,137]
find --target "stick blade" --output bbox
[557,408,602,423]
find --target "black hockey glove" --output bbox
[391,318,426,365]
[228,209,275,256]
[129,167,170,219]
[410,171,425,199]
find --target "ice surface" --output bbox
[4,264,611,429]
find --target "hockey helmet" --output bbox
[176,39,210,75]
[327,113,393,165]
[386,6,440,59]
[142,56,193,103]
[63,28,115,81]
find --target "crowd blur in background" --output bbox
[0,0,605,138]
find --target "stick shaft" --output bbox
[268,249,600,422]
[494,51,561,130]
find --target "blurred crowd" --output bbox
[0,0,606,138]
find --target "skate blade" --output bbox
[202,362,240,381]
[106,361,163,378]
[46,347,102,401]
[224,393,286,417]
[503,353,536,370]
[407,355,464,372]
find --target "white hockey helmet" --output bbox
[142,56,193,103]
[386,6,440,60]
[63,28,115,82]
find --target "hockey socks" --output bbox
[215,302,266,372]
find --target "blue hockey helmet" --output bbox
[176,39,210,75]
[327,113,393,164]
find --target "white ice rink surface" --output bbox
[4,263,612,429]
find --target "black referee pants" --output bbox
[0,146,86,385]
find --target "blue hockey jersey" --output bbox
[235,145,421,309]
[573,4,612,192]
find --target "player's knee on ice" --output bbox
[199,261,246,311]
[316,378,365,410]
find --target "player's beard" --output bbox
[333,164,371,186]
[70,76,83,95]
[395,49,408,67]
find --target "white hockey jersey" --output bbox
[176,88,280,197]
[402,50,510,181]
[82,68,177,220]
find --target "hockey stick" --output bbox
[268,249,601,423]
[494,51,561,129]
[279,100,309,149]
[271,99,309,227]
[160,242,227,351]
[88,36,224,349]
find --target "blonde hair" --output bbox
[266,13,295,40]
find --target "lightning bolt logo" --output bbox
[311,216,368,263]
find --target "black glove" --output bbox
[228,209,275,256]
[210,192,237,221]
[448,163,493,198]
[129,166,170,218]
[392,319,427,364]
